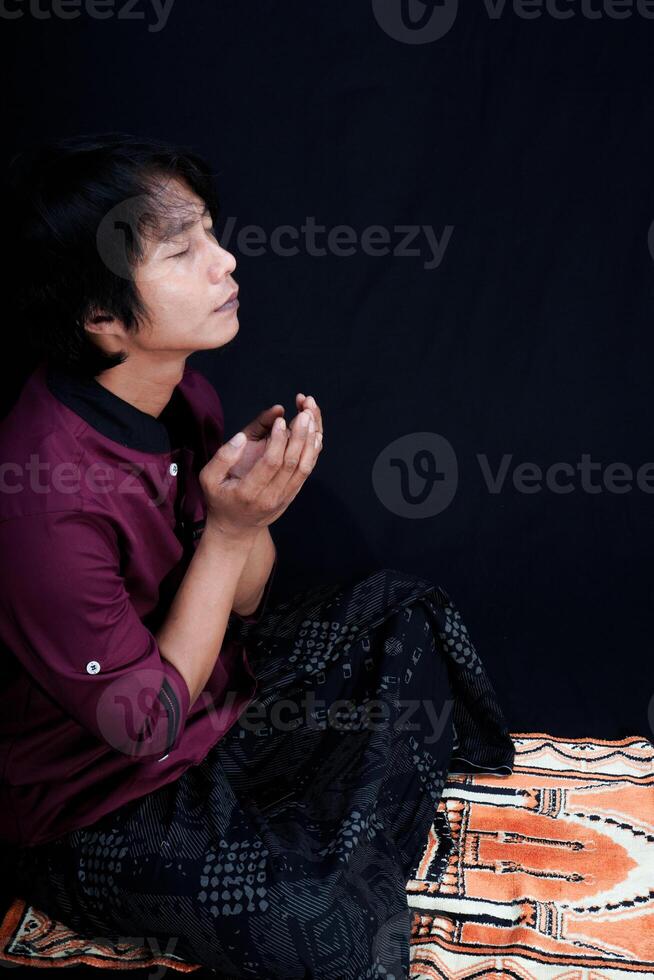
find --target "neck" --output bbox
[94,354,187,418]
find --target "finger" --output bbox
[268,409,314,497]
[295,395,307,421]
[244,405,285,440]
[287,408,308,434]
[297,413,320,475]
[290,400,322,437]
[304,395,323,435]
[275,411,320,500]
[239,415,288,495]
[296,392,322,435]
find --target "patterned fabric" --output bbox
[10,567,514,979]
[408,733,654,979]
[3,736,652,977]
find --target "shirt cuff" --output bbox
[154,658,192,761]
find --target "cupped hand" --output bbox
[227,394,323,480]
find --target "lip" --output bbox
[214,289,239,312]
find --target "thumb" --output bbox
[213,431,247,470]
[226,431,247,451]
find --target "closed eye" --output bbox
[169,225,217,258]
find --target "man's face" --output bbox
[121,175,240,357]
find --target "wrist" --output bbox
[202,518,260,553]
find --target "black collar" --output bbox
[46,363,187,454]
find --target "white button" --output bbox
[158,753,169,762]
[86,660,101,675]
[169,463,178,476]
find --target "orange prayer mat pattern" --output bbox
[408,732,654,979]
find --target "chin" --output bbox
[207,315,239,345]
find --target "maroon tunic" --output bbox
[0,360,275,847]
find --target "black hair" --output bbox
[4,131,221,383]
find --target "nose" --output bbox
[208,239,236,282]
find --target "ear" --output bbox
[82,312,123,337]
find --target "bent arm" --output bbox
[0,511,200,762]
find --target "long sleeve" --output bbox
[0,510,191,762]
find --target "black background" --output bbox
[3,0,653,759]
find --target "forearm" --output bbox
[232,526,277,617]
[155,525,257,708]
